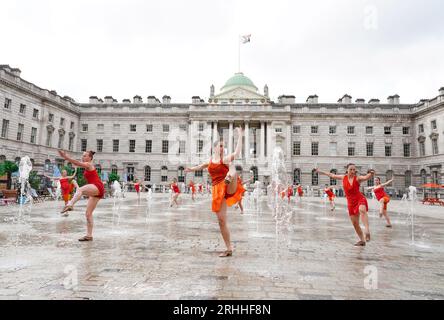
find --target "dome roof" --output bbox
[221,72,258,92]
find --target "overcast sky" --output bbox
[2,0,444,104]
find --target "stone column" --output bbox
[228,121,234,154]
[213,121,218,143]
[260,121,265,160]
[286,121,292,160]
[244,121,250,160]
[267,121,273,161]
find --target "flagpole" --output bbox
[238,35,241,73]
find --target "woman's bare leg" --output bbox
[85,196,100,237]
[360,205,370,241]
[67,184,99,207]
[226,168,238,195]
[350,214,365,243]
[238,199,244,214]
[216,201,233,255]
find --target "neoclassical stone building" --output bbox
[1,64,443,192]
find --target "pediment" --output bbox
[214,87,266,100]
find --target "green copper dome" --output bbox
[221,72,258,92]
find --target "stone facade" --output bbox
[1,65,443,192]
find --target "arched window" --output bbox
[405,170,412,187]
[250,166,258,182]
[386,170,394,181]
[312,169,319,186]
[161,166,168,182]
[293,169,301,185]
[144,166,151,181]
[178,166,185,182]
[111,165,118,175]
[44,159,51,172]
[420,169,427,185]
[0,155,6,163]
[330,169,337,186]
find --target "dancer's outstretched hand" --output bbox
[185,167,192,173]
[58,150,67,158]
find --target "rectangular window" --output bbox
[366,142,374,157]
[348,142,355,156]
[179,140,186,154]
[293,142,301,156]
[33,108,39,119]
[198,123,204,132]
[162,140,169,153]
[311,142,319,156]
[431,120,437,130]
[163,124,170,133]
[16,123,24,141]
[58,134,64,149]
[130,124,137,132]
[113,124,120,131]
[68,135,74,151]
[97,124,104,131]
[113,140,119,152]
[4,98,11,109]
[403,143,411,157]
[70,121,74,130]
[329,126,336,134]
[97,139,103,152]
[385,145,392,157]
[146,124,153,132]
[1,119,9,138]
[179,124,187,131]
[129,140,136,153]
[432,139,439,155]
[329,142,337,156]
[48,113,54,123]
[60,118,65,126]
[275,127,283,133]
[402,127,410,135]
[145,140,152,153]
[311,126,318,134]
[418,124,424,133]
[81,139,87,152]
[82,124,88,132]
[347,126,355,135]
[293,125,301,134]
[30,127,37,144]
[384,126,391,135]
[19,104,26,114]
[197,140,204,153]
[366,126,373,135]
[419,141,425,157]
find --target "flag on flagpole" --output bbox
[241,34,251,44]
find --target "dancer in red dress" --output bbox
[235,176,254,214]
[324,184,336,211]
[59,150,104,241]
[45,168,77,206]
[296,184,304,199]
[368,177,393,228]
[185,127,244,257]
[189,180,196,201]
[170,178,181,207]
[287,185,294,204]
[317,164,375,246]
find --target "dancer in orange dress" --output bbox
[368,177,393,228]
[189,180,196,201]
[185,127,244,257]
[324,184,336,211]
[58,150,105,241]
[317,164,375,246]
[44,168,77,207]
[235,176,254,214]
[170,178,181,207]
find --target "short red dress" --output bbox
[374,187,390,210]
[208,159,245,213]
[172,183,180,194]
[325,188,335,201]
[84,169,105,199]
[60,178,71,202]
[297,186,303,196]
[343,176,368,216]
[134,183,140,193]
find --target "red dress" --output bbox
[343,176,368,216]
[189,182,196,194]
[374,186,390,210]
[84,169,105,199]
[134,183,140,193]
[60,178,71,196]
[325,188,335,201]
[287,187,293,198]
[172,183,180,194]
[297,186,303,196]
[208,159,245,213]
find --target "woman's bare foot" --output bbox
[61,205,73,214]
[219,249,233,257]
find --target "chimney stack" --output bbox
[104,96,114,104]
[278,95,295,104]
[355,98,365,104]
[192,96,201,104]
[369,98,380,105]
[147,96,158,104]
[439,87,444,96]
[393,94,400,104]
[133,95,143,103]
[162,95,171,104]
[339,94,352,104]
[89,96,99,103]
[122,99,131,103]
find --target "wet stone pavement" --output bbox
[0,193,443,300]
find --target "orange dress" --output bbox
[208,158,245,213]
